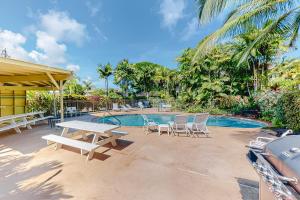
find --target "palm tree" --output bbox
[194,0,300,64]
[97,63,113,97]
[114,59,134,97]
[82,80,93,94]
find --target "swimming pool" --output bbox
[98,114,267,128]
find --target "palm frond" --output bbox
[198,0,229,24]
[288,10,300,46]
[237,6,300,66]
[193,1,297,63]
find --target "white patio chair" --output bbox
[138,102,144,110]
[247,129,293,151]
[120,105,130,112]
[126,104,137,110]
[141,114,158,134]
[169,115,189,136]
[66,107,77,117]
[160,103,172,112]
[112,103,121,111]
[187,113,209,137]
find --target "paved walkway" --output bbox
[0,111,261,200]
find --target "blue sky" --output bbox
[0,0,298,88]
[0,0,225,88]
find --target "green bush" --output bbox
[216,95,239,109]
[186,105,228,115]
[254,91,282,121]
[275,92,300,131]
[27,91,58,115]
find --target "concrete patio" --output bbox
[0,111,261,200]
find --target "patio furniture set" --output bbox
[112,103,138,112]
[142,113,209,137]
[42,120,128,161]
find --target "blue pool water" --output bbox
[98,114,267,128]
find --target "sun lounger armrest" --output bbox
[256,137,274,142]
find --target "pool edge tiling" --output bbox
[98,114,267,128]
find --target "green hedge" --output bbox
[275,92,300,131]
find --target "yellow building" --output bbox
[0,57,72,120]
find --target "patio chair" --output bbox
[247,129,293,151]
[160,103,172,112]
[66,107,78,117]
[112,103,121,111]
[141,114,158,134]
[187,113,209,137]
[120,105,130,112]
[138,102,144,110]
[126,104,137,110]
[169,115,189,136]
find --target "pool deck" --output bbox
[0,109,271,200]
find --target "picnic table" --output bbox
[56,120,121,146]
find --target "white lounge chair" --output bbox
[120,105,130,112]
[112,103,121,111]
[66,107,79,117]
[141,114,158,134]
[126,104,137,110]
[138,102,144,110]
[247,129,293,151]
[187,113,209,137]
[169,115,189,136]
[160,103,172,112]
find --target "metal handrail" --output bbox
[102,110,122,127]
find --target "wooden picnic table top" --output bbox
[56,120,119,133]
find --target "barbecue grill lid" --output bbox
[265,135,300,177]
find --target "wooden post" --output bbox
[59,80,64,122]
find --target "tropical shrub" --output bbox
[275,92,300,131]
[186,105,227,115]
[254,91,283,121]
[27,91,58,114]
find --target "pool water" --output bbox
[98,114,267,128]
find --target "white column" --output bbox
[59,80,64,122]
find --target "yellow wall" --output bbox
[0,90,26,117]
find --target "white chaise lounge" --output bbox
[169,115,189,136]
[125,104,137,110]
[120,105,130,112]
[247,129,293,150]
[187,113,209,137]
[112,103,121,111]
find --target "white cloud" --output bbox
[39,10,88,46]
[92,24,108,41]
[159,0,186,29]
[0,29,30,60]
[182,17,199,41]
[0,9,86,71]
[66,64,80,72]
[86,1,101,17]
[29,31,67,66]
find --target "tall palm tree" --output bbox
[194,0,300,63]
[82,80,93,94]
[114,59,134,97]
[97,63,113,97]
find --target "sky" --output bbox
[0,0,298,88]
[0,0,225,88]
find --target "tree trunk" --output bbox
[105,78,108,110]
